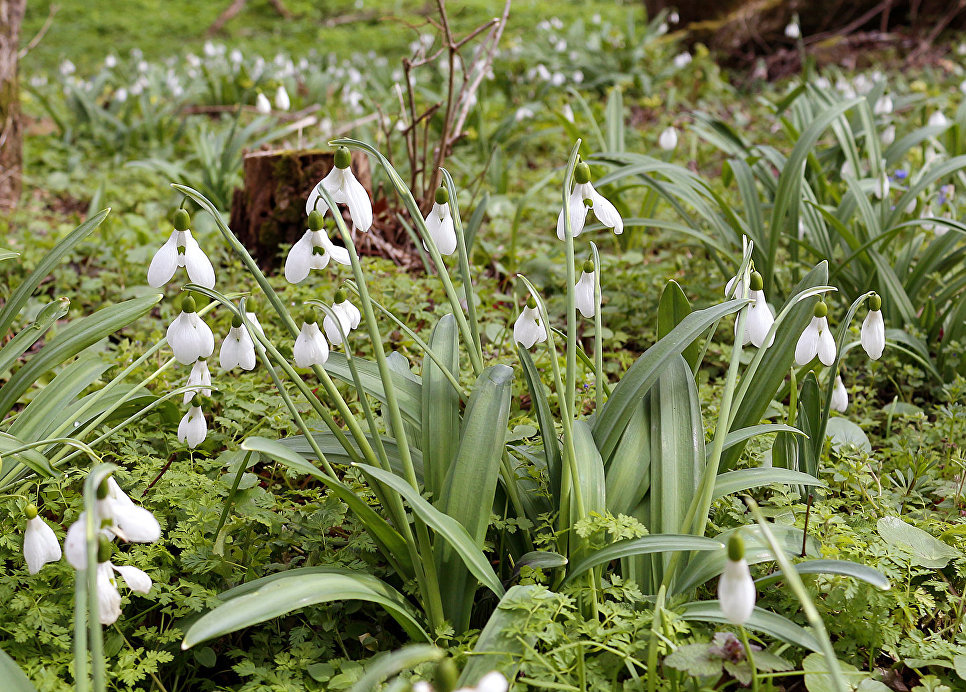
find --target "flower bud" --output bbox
[813,301,828,318]
[173,208,191,231]
[749,271,763,291]
[334,146,352,170]
[574,161,592,184]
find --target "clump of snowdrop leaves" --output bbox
[284,210,351,284]
[424,185,457,256]
[513,296,548,349]
[795,300,836,367]
[860,293,885,360]
[556,161,622,240]
[23,504,62,574]
[147,208,215,289]
[717,533,756,626]
[323,289,362,347]
[305,146,373,232]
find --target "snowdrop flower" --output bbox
[323,290,362,346]
[220,315,256,371]
[183,358,211,405]
[875,170,890,200]
[178,396,207,448]
[556,161,623,240]
[115,87,129,103]
[873,95,893,116]
[928,111,949,127]
[285,211,351,284]
[424,186,457,256]
[166,294,215,365]
[23,505,61,574]
[795,301,836,367]
[104,54,118,68]
[60,59,76,76]
[275,85,290,111]
[574,260,597,318]
[831,375,849,412]
[784,22,800,39]
[147,209,216,289]
[860,294,885,360]
[743,271,775,348]
[659,126,678,151]
[230,48,243,64]
[668,10,679,23]
[96,559,152,625]
[881,124,895,146]
[513,297,547,349]
[246,311,264,337]
[294,320,330,367]
[561,103,575,123]
[255,92,271,114]
[840,159,855,179]
[717,534,756,626]
[305,146,372,232]
[673,52,692,69]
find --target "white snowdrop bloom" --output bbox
[929,111,949,127]
[115,87,128,103]
[745,277,775,348]
[186,53,201,68]
[718,535,756,626]
[656,22,668,35]
[561,103,575,123]
[514,106,535,122]
[96,562,123,625]
[294,321,330,368]
[183,358,211,405]
[255,92,271,114]
[513,299,547,349]
[551,71,566,86]
[412,683,431,692]
[861,297,885,360]
[220,315,256,371]
[573,69,584,84]
[112,564,152,594]
[875,171,890,200]
[104,54,118,68]
[23,506,61,575]
[673,52,692,69]
[305,147,373,232]
[881,124,895,146]
[178,401,207,449]
[831,375,849,412]
[556,162,623,240]
[795,302,836,367]
[456,672,509,692]
[424,187,457,256]
[60,59,76,76]
[246,312,264,338]
[166,296,215,365]
[323,292,362,346]
[668,11,679,23]
[814,76,831,90]
[659,126,678,151]
[852,74,873,95]
[874,95,893,116]
[925,147,940,165]
[284,214,351,284]
[275,85,291,111]
[230,49,243,64]
[574,261,598,318]
[147,210,216,289]
[784,22,800,39]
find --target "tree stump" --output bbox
[229,148,372,269]
[0,0,26,211]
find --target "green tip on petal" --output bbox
[25,504,38,520]
[526,296,537,309]
[308,210,323,231]
[334,288,347,303]
[813,301,828,318]
[312,245,326,256]
[727,533,745,561]
[173,208,190,231]
[435,185,449,205]
[870,293,882,311]
[181,295,197,314]
[574,161,592,184]
[334,146,351,169]
[750,271,763,291]
[231,314,243,328]
[582,259,595,274]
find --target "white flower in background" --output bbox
[147,209,216,289]
[246,312,264,337]
[294,320,330,367]
[115,87,129,103]
[861,295,885,360]
[424,186,457,256]
[255,92,271,114]
[881,124,895,146]
[513,297,548,349]
[166,295,215,365]
[230,48,243,64]
[220,315,256,371]
[104,54,118,68]
[60,59,76,76]
[514,106,535,122]
[875,170,890,200]
[178,398,207,449]
[556,161,623,239]
[323,290,362,346]
[928,111,949,127]
[284,212,351,284]
[561,103,575,123]
[574,260,598,318]
[96,561,152,625]
[784,21,800,39]
[873,95,893,116]
[814,76,830,90]
[717,534,756,626]
[840,159,854,179]
[659,126,678,151]
[831,375,849,412]
[275,85,291,111]
[23,505,61,574]
[668,11,680,23]
[305,146,373,232]
[673,52,692,69]
[183,358,211,405]
[795,301,836,367]
[744,272,775,348]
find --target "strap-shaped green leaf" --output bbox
[0,298,70,376]
[564,535,722,586]
[0,646,38,692]
[348,645,444,692]
[518,345,562,505]
[324,351,423,427]
[713,468,824,499]
[678,602,823,653]
[657,280,699,370]
[422,315,460,501]
[755,559,890,590]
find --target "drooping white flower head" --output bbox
[873,95,893,116]
[23,506,62,574]
[830,375,849,412]
[513,297,548,349]
[881,124,896,146]
[147,209,215,289]
[875,170,890,200]
[928,111,949,128]
[294,320,330,368]
[305,146,373,232]
[96,561,153,625]
[424,186,457,256]
[178,400,207,449]
[717,534,756,626]
[556,161,622,240]
[668,10,679,23]
[275,85,290,111]
[659,126,678,151]
[860,295,885,360]
[745,272,775,348]
[323,290,362,346]
[284,212,351,283]
[784,21,800,39]
[574,260,597,318]
[166,294,215,365]
[184,358,211,405]
[220,314,256,371]
[457,671,509,692]
[794,301,836,367]
[673,51,691,69]
[255,92,271,114]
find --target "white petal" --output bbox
[294,322,329,367]
[113,564,152,594]
[319,232,351,265]
[147,232,180,288]
[221,326,256,371]
[556,189,589,240]
[274,85,290,111]
[817,317,836,367]
[24,516,62,574]
[830,376,849,412]
[861,310,885,360]
[717,558,756,625]
[178,406,207,448]
[338,300,362,330]
[476,672,509,692]
[513,306,547,349]
[285,231,328,283]
[181,232,216,288]
[322,313,345,346]
[184,359,212,405]
[574,271,596,318]
[426,204,457,255]
[659,127,678,151]
[794,317,822,366]
[167,312,214,364]
[342,171,373,233]
[63,515,90,569]
[96,562,123,625]
[748,291,775,348]
[590,187,623,235]
[304,181,331,217]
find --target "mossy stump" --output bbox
[229,148,372,269]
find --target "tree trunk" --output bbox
[0,0,26,211]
